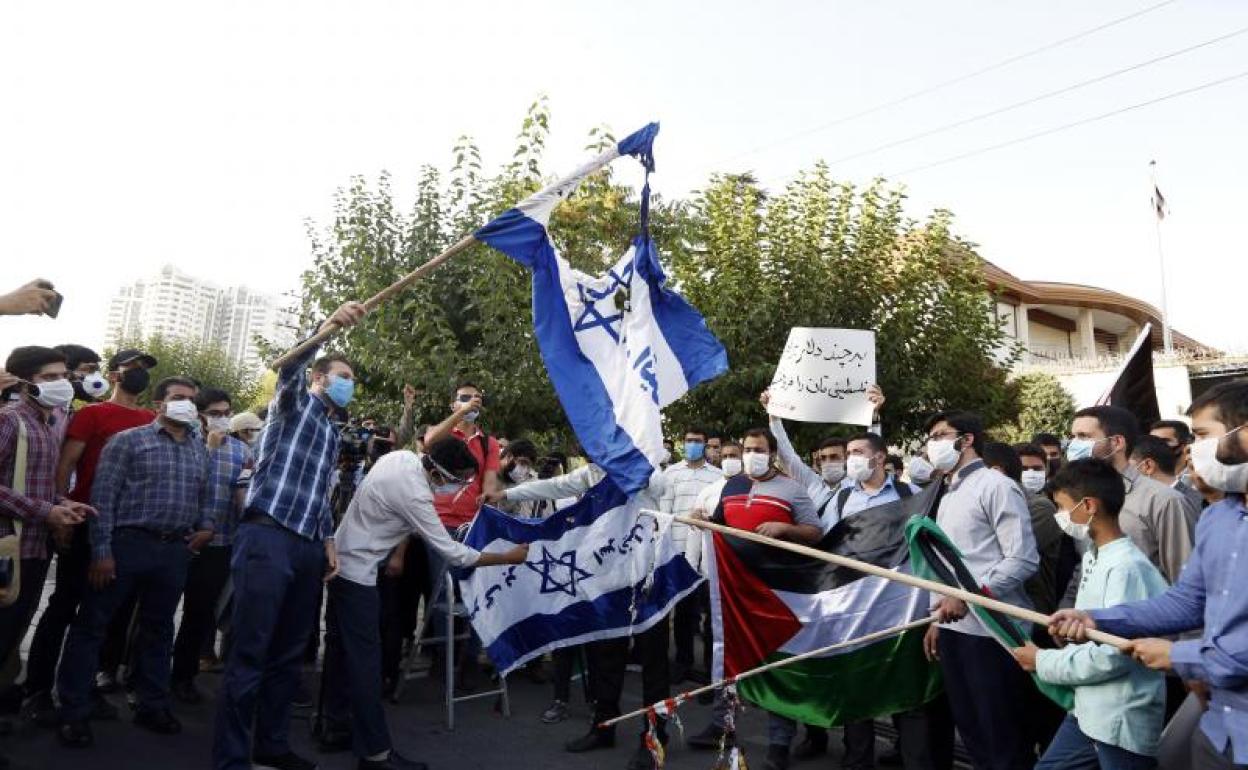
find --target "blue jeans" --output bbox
[1038,714,1157,770]
[324,577,391,758]
[56,531,191,721]
[212,521,324,770]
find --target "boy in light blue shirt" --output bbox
[1012,458,1168,769]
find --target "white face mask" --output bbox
[164,399,200,425]
[82,372,110,399]
[927,438,961,472]
[907,456,934,484]
[508,465,532,484]
[1191,431,1248,493]
[1054,500,1092,543]
[206,416,232,434]
[845,455,874,483]
[1021,469,1047,494]
[743,451,771,478]
[820,461,846,485]
[32,378,74,409]
[720,457,743,477]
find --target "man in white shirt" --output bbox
[321,439,526,770]
[660,427,725,684]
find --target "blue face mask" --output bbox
[325,375,355,408]
[1066,437,1096,462]
[684,441,705,462]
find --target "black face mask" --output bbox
[118,367,151,395]
[71,380,95,403]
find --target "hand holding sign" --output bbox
[767,328,877,425]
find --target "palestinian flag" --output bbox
[707,480,943,727]
[905,515,1074,710]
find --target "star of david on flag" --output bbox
[458,480,702,677]
[474,123,728,495]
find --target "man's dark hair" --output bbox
[683,427,709,442]
[1031,432,1062,449]
[54,344,100,371]
[194,388,232,411]
[885,453,904,472]
[1074,405,1141,455]
[1188,380,1248,431]
[983,441,1023,483]
[426,437,480,479]
[311,353,350,377]
[742,427,777,453]
[255,405,270,422]
[1131,434,1179,477]
[1013,443,1048,463]
[4,346,67,382]
[1150,419,1194,445]
[153,376,199,402]
[505,438,539,462]
[817,437,848,452]
[455,381,480,394]
[1051,458,1126,516]
[923,411,986,454]
[847,432,886,455]
[722,439,742,451]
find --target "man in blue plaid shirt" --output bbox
[213,301,366,770]
[57,376,213,748]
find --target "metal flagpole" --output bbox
[1150,160,1173,354]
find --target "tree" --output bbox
[665,165,1019,447]
[993,372,1076,445]
[107,334,261,409]
[295,103,1020,452]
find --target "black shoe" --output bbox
[685,723,725,750]
[89,691,119,721]
[171,680,203,705]
[358,750,428,770]
[94,671,120,694]
[626,744,657,770]
[254,751,319,770]
[565,726,616,752]
[58,720,94,749]
[21,690,57,727]
[792,729,828,759]
[764,744,790,770]
[134,707,182,735]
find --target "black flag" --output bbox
[1098,324,1160,426]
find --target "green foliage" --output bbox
[107,335,261,409]
[295,102,1020,453]
[993,372,1076,445]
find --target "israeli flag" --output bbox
[475,123,728,495]
[458,478,702,677]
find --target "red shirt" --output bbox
[65,401,157,503]
[433,425,500,529]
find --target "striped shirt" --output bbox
[89,420,211,561]
[207,436,253,547]
[244,345,340,541]
[660,460,724,549]
[0,399,68,559]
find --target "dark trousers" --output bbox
[842,709,935,770]
[672,588,701,668]
[0,557,51,683]
[212,521,324,770]
[56,532,190,721]
[378,536,429,683]
[324,577,391,758]
[938,629,1035,770]
[1193,727,1248,770]
[586,620,669,732]
[552,646,578,702]
[25,525,91,695]
[171,545,232,684]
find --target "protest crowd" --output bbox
[0,132,1246,770]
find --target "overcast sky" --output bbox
[2,0,1245,356]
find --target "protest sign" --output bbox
[767,327,876,425]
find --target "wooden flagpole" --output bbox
[269,234,478,371]
[665,513,1130,650]
[598,614,938,729]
